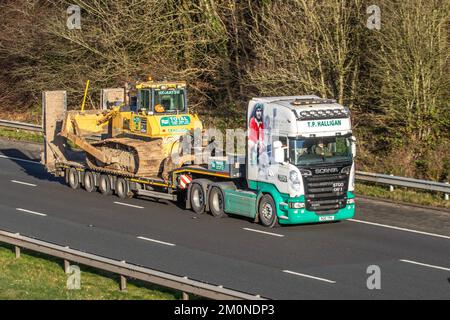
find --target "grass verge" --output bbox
[356,183,449,209]
[0,244,178,300]
[0,127,44,143]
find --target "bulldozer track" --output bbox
[83,158,138,178]
[86,137,168,178]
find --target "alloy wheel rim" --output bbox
[192,188,203,208]
[262,203,273,221]
[212,192,222,211]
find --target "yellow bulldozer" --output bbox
[59,79,202,179]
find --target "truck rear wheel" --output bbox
[208,187,226,218]
[99,174,112,196]
[258,195,279,228]
[83,171,96,193]
[190,183,206,214]
[116,178,132,199]
[68,168,80,190]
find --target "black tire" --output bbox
[99,174,112,196]
[208,187,226,218]
[83,171,96,193]
[65,168,70,184]
[258,195,279,228]
[68,168,80,190]
[116,178,132,199]
[190,183,206,214]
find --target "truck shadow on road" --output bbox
[0,148,65,185]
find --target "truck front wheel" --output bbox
[258,195,279,228]
[190,183,206,214]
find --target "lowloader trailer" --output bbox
[43,91,356,228]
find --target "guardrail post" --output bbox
[182,277,190,300]
[14,246,21,259]
[389,174,394,192]
[120,275,127,292]
[445,182,449,201]
[119,260,127,292]
[64,259,70,273]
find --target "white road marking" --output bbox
[137,236,176,247]
[282,270,336,284]
[243,228,284,238]
[114,202,144,209]
[16,208,47,217]
[349,219,450,240]
[11,180,37,187]
[400,259,450,272]
[0,155,41,165]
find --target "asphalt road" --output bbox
[0,140,449,299]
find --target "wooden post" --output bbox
[182,292,189,300]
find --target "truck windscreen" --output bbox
[154,89,186,113]
[289,135,352,165]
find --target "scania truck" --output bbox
[44,88,356,228]
[187,96,356,227]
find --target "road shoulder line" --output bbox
[349,219,450,240]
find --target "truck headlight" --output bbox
[289,202,305,209]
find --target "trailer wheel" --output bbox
[190,183,206,214]
[208,187,226,218]
[99,174,112,196]
[116,178,132,199]
[68,168,80,190]
[258,195,279,228]
[83,171,96,193]
[65,168,70,184]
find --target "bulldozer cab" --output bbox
[131,80,188,115]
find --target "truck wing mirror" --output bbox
[351,136,357,157]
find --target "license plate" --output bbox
[319,216,335,222]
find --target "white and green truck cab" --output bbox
[190,96,356,227]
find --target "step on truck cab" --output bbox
[192,96,356,227]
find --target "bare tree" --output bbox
[371,0,449,146]
[245,0,366,108]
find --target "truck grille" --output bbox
[301,167,350,214]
